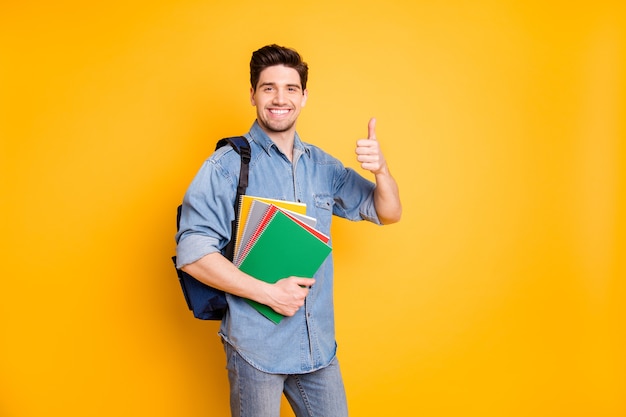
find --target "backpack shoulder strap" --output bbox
[215,136,251,261]
[216,136,251,196]
[176,136,251,247]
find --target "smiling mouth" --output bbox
[269,109,290,115]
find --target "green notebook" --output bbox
[237,207,332,324]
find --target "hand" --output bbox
[266,277,315,317]
[355,118,388,175]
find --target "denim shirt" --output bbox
[175,121,380,374]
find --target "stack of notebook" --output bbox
[233,196,332,324]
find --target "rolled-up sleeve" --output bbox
[175,234,221,268]
[175,155,237,268]
[333,166,381,225]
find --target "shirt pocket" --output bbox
[313,194,333,234]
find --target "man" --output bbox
[175,44,401,417]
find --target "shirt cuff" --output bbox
[362,207,382,225]
[360,192,382,225]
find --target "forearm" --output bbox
[181,252,271,304]
[180,252,313,317]
[373,167,402,225]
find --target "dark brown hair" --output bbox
[250,44,308,92]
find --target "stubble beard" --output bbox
[263,119,295,133]
[258,111,297,134]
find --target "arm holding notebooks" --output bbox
[181,253,315,317]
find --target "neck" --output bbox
[261,127,296,161]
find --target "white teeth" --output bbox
[270,109,289,115]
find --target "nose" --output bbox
[272,89,287,105]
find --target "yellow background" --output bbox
[1,1,624,416]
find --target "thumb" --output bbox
[368,117,377,141]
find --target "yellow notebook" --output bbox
[234,195,307,260]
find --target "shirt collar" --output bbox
[248,120,311,158]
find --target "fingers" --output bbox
[355,141,380,161]
[269,277,315,317]
[293,277,315,288]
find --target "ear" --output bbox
[250,87,256,106]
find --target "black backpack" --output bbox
[172,136,251,320]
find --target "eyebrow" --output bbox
[258,82,301,90]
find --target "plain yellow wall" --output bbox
[1,1,625,416]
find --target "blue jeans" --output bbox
[224,343,349,417]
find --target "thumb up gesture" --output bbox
[355,118,388,175]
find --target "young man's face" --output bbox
[250,65,308,136]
